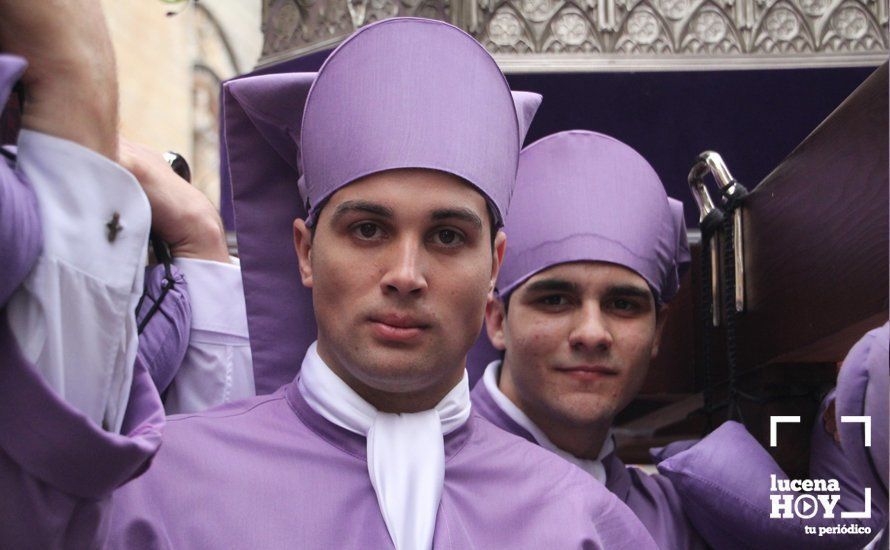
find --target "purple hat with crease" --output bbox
[496,130,688,305]
[222,17,542,394]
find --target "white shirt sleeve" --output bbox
[162,256,255,414]
[5,130,151,433]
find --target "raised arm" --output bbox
[0,56,40,304]
[0,0,117,159]
[0,2,166,546]
[120,139,255,413]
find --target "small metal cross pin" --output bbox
[106,212,123,242]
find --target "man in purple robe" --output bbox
[468,129,885,549]
[468,130,704,549]
[0,4,657,548]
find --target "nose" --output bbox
[380,237,428,297]
[568,302,613,352]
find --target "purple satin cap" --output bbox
[496,130,688,305]
[222,17,541,393]
[300,17,532,227]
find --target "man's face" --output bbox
[487,262,664,430]
[294,168,505,411]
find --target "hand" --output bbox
[0,0,118,160]
[119,138,230,263]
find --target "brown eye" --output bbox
[359,223,377,238]
[429,228,465,247]
[438,230,456,244]
[541,295,568,306]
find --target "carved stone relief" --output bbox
[473,0,886,56]
[259,0,888,67]
[260,0,449,63]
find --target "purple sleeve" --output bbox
[0,156,41,307]
[658,421,880,549]
[0,312,165,546]
[809,391,883,531]
[0,55,39,307]
[137,263,191,394]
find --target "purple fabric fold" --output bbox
[835,322,889,515]
[136,263,191,394]
[658,420,880,549]
[668,197,691,279]
[809,390,883,534]
[223,74,315,394]
[0,56,42,306]
[0,312,164,500]
[472,373,704,549]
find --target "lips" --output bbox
[554,365,618,380]
[368,312,431,343]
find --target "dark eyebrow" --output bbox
[431,208,483,229]
[605,285,653,301]
[524,279,578,294]
[331,200,393,223]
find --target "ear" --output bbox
[485,296,508,351]
[650,304,669,359]
[489,230,507,294]
[293,218,314,288]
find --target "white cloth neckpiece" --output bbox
[483,360,613,484]
[299,342,471,550]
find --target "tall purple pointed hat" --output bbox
[496,130,688,305]
[223,17,541,393]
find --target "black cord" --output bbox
[718,182,749,424]
[136,152,191,336]
[136,235,177,335]
[722,212,743,423]
[698,229,715,431]
[696,208,725,433]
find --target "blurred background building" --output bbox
[104,0,262,210]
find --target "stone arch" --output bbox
[542,5,604,52]
[819,1,888,51]
[484,2,537,52]
[614,1,675,53]
[678,1,744,53]
[751,0,817,53]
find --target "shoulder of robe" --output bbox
[467,414,617,501]
[164,393,288,432]
[626,465,686,503]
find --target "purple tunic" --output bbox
[2,306,657,547]
[105,377,657,548]
[472,379,705,550]
[0,313,165,548]
[0,56,41,305]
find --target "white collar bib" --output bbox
[299,342,471,550]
